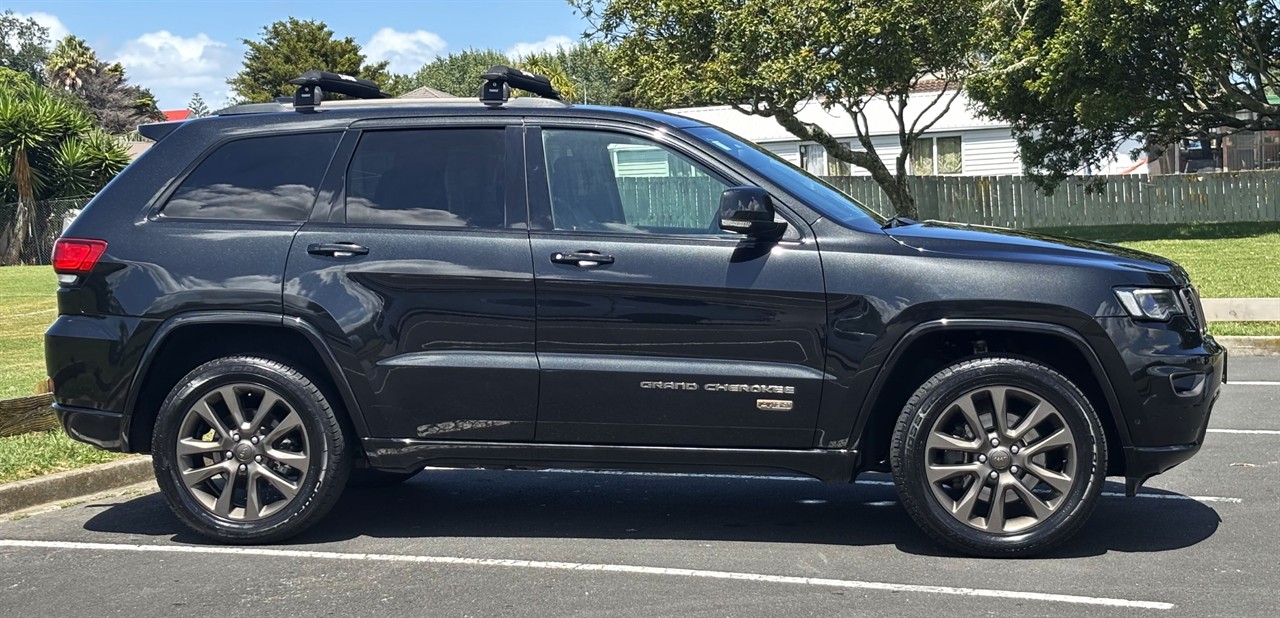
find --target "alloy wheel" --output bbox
[174,383,311,521]
[923,385,1077,534]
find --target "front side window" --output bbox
[346,129,506,228]
[163,132,340,221]
[542,129,732,235]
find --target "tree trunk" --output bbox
[3,148,34,266]
[860,156,918,219]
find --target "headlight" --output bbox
[1114,287,1184,321]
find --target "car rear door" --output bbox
[284,119,539,441]
[525,124,828,448]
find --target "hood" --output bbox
[884,221,1188,284]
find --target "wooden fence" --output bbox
[823,171,1280,229]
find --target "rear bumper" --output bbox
[54,404,127,452]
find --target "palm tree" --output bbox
[0,69,128,264]
[46,35,99,91]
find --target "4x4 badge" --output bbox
[756,399,794,411]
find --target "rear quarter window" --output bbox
[161,132,341,221]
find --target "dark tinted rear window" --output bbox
[346,129,506,228]
[162,132,341,221]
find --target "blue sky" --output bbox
[7,0,590,110]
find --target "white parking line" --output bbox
[1208,428,1280,435]
[0,539,1175,610]
[1228,381,1280,386]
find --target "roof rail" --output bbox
[289,70,388,113]
[480,65,564,108]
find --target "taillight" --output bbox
[52,238,107,274]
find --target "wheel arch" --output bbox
[122,311,369,454]
[851,319,1130,476]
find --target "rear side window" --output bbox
[346,129,506,228]
[162,132,341,221]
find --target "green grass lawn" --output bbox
[0,265,57,398]
[1035,222,1280,336]
[1036,221,1280,298]
[0,429,127,484]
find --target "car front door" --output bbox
[284,121,539,442]
[526,125,827,448]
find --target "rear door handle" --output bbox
[308,242,369,258]
[551,250,614,268]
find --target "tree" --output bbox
[389,48,512,98]
[969,0,1280,188]
[0,69,129,264]
[524,41,622,105]
[0,10,51,83]
[46,35,99,91]
[575,0,984,218]
[74,61,165,134]
[229,18,391,103]
[188,93,211,118]
[515,51,581,102]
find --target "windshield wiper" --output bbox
[881,216,919,229]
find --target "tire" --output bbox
[347,467,419,489]
[890,357,1106,557]
[152,356,351,544]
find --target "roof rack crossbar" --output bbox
[479,65,563,108]
[289,70,388,112]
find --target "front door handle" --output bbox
[551,250,614,268]
[308,242,369,258]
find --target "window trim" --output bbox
[148,129,344,224]
[523,123,805,242]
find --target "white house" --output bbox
[668,89,1148,177]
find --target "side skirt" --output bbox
[363,439,860,483]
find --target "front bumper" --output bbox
[54,404,127,452]
[1097,317,1226,488]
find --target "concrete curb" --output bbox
[0,456,153,515]
[1216,336,1280,357]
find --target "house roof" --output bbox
[399,85,456,99]
[668,90,1008,143]
[163,109,191,121]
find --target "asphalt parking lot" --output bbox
[1,357,1276,617]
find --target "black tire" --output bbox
[152,356,351,544]
[890,357,1106,557]
[347,467,419,489]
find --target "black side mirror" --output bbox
[718,186,788,238]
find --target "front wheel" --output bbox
[891,357,1106,557]
[152,356,351,543]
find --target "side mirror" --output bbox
[718,186,788,238]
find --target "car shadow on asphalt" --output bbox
[81,470,1219,559]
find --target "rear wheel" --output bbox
[891,357,1106,557]
[152,356,350,543]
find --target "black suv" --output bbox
[46,70,1224,557]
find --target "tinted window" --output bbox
[542,129,730,235]
[346,129,506,228]
[685,126,886,227]
[163,132,340,221]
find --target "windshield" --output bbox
[685,126,887,227]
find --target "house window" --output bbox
[798,144,827,175]
[827,142,856,176]
[911,136,963,175]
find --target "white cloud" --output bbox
[12,11,70,43]
[363,28,447,75]
[112,31,238,111]
[506,35,574,59]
